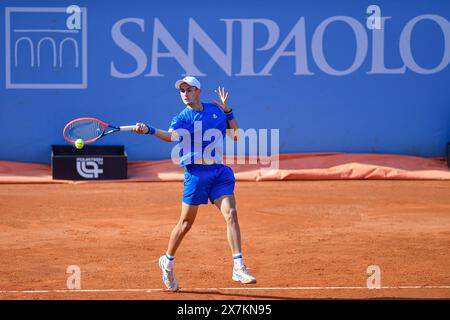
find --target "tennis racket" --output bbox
[63,117,136,145]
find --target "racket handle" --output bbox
[119,125,137,132]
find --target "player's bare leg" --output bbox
[167,202,199,256]
[159,202,199,291]
[214,195,241,253]
[214,195,256,284]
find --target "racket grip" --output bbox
[119,125,137,132]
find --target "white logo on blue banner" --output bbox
[5,6,88,89]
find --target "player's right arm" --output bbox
[134,123,179,142]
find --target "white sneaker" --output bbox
[158,255,179,291]
[232,265,256,284]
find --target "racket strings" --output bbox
[65,120,103,141]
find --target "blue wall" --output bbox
[1,0,449,163]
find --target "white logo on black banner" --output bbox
[5,6,88,89]
[76,158,103,179]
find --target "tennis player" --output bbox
[134,76,256,291]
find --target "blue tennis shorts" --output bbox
[182,164,235,205]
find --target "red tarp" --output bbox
[1,153,449,183]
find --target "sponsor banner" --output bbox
[1,0,449,162]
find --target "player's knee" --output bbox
[180,220,193,233]
[224,208,238,225]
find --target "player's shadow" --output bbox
[176,289,301,300]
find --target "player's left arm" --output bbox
[214,86,240,141]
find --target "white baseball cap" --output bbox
[175,76,201,90]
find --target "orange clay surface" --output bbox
[0,181,449,300]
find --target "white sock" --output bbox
[165,253,174,271]
[233,253,244,269]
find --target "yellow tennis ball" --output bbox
[75,139,84,149]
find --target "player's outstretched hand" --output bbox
[134,122,149,134]
[213,86,231,113]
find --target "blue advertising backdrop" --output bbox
[1,0,449,163]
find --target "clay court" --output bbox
[1,180,449,300]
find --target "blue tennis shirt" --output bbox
[169,103,228,167]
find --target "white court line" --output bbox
[1,286,450,293]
